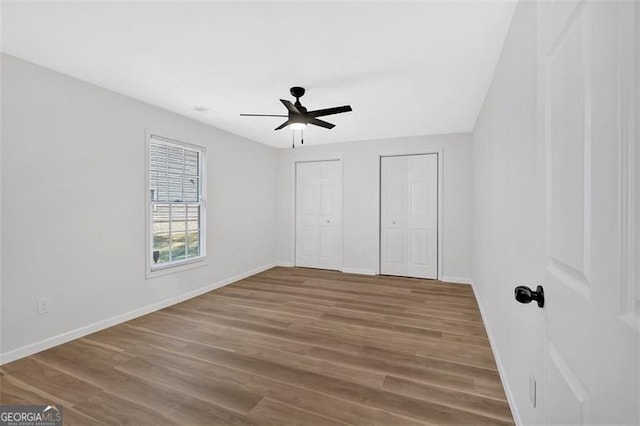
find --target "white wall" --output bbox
[471,2,543,424]
[0,42,4,360]
[0,54,278,361]
[276,133,472,281]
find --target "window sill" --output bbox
[146,256,208,279]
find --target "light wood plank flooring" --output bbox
[0,267,513,425]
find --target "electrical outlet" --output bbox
[529,375,537,408]
[37,297,51,315]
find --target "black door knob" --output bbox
[514,285,544,308]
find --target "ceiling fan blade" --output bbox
[274,120,292,131]
[307,105,352,118]
[280,99,301,115]
[309,118,335,129]
[240,113,287,117]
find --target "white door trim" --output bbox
[377,148,444,280]
[290,155,344,269]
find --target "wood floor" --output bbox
[0,267,513,425]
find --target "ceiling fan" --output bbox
[240,86,352,147]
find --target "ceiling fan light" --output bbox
[290,122,307,130]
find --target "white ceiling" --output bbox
[1,1,516,148]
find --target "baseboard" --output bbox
[178,262,277,302]
[273,263,376,276]
[0,296,176,366]
[441,275,473,284]
[0,262,277,366]
[341,267,377,276]
[471,282,523,426]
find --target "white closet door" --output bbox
[295,161,342,271]
[381,154,437,279]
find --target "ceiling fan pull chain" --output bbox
[301,128,304,145]
[292,129,295,149]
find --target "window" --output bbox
[147,134,205,272]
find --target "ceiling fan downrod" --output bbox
[290,86,306,107]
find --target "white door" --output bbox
[536,1,639,424]
[295,160,342,271]
[380,154,438,279]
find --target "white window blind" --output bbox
[149,136,205,269]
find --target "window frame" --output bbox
[145,131,207,278]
